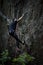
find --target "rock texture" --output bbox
[0,0,43,65]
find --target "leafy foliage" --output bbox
[0,50,35,65]
[0,49,11,65]
[12,52,35,65]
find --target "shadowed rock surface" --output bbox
[0,0,43,65]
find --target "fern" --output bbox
[0,49,11,65]
[12,52,35,65]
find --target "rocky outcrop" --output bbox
[0,0,43,64]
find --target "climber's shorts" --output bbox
[9,29,14,36]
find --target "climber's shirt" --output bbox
[9,20,17,33]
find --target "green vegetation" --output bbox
[0,50,11,65]
[12,52,35,65]
[0,49,35,65]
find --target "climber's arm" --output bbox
[17,14,24,22]
[0,11,7,19]
[17,11,28,22]
[0,11,10,22]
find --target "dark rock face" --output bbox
[0,0,43,65]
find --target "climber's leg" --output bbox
[13,32,23,44]
[9,31,23,46]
